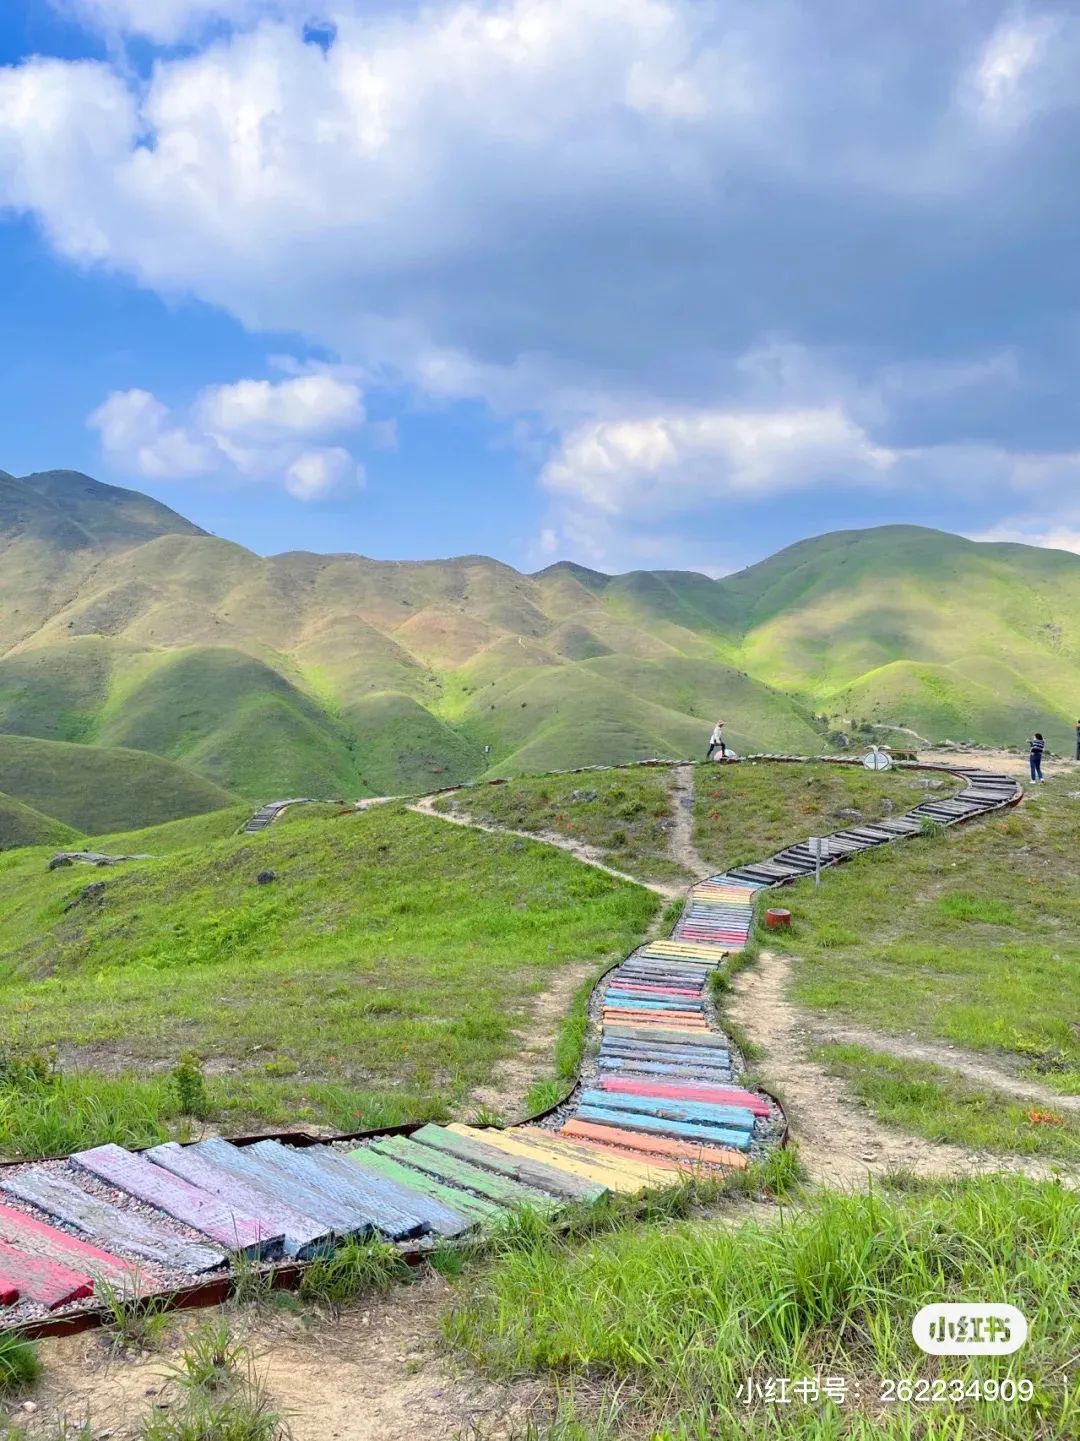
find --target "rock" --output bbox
[63,880,107,913]
[570,788,599,803]
[48,854,74,869]
[913,778,944,790]
[256,870,277,885]
[834,808,863,822]
[880,797,894,813]
[21,1401,37,1414]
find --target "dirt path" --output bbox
[410,792,683,899]
[668,764,709,877]
[22,1277,550,1441]
[727,950,1068,1186]
[918,746,1076,779]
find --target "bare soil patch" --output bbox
[667,764,709,877]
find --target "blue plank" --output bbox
[192,1139,372,1239]
[597,1058,733,1081]
[147,1143,334,1260]
[248,1141,428,1241]
[602,996,705,1011]
[296,1143,471,1239]
[0,1167,225,1273]
[579,1089,756,1132]
[576,1104,752,1151]
[600,1040,731,1064]
[605,1026,729,1049]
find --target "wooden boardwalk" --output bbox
[1,757,1020,1328]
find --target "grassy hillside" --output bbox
[0,804,656,1155]
[0,734,237,834]
[4,469,1080,805]
[0,792,81,851]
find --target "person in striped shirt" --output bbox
[1029,732,1045,783]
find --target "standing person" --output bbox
[706,720,726,761]
[1075,719,1080,761]
[1029,732,1045,783]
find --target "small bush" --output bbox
[0,1334,41,1396]
[169,1052,212,1121]
[298,1240,412,1309]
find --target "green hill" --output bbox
[0,734,238,835]
[2,469,1079,809]
[0,791,82,851]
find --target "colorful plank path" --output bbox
[1,756,1019,1328]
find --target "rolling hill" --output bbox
[1,468,1078,810]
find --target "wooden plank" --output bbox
[147,1143,334,1260]
[247,1141,430,1241]
[297,1143,476,1240]
[598,1058,734,1082]
[345,1149,487,1229]
[509,1127,679,1189]
[0,1240,93,1309]
[600,1041,733,1066]
[1,1167,225,1273]
[371,1137,556,1211]
[72,1145,279,1258]
[191,1139,373,1239]
[607,984,703,998]
[579,1089,757,1132]
[444,1126,639,1194]
[409,1125,603,1202]
[605,1025,730,1049]
[561,1119,747,1171]
[0,1201,137,1294]
[576,1103,752,1151]
[598,1077,771,1115]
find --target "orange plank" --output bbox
[562,1119,747,1170]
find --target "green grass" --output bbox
[816,1044,1080,1161]
[692,760,960,873]
[298,1239,412,1308]
[0,805,656,1156]
[0,1334,40,1396]
[0,734,237,835]
[444,1173,1078,1439]
[435,766,690,884]
[0,791,82,851]
[781,785,1080,1093]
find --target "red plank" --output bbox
[0,1201,138,1291]
[598,1076,772,1116]
[561,1119,746,1170]
[0,1278,17,1306]
[0,1239,93,1309]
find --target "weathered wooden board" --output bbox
[345,1149,487,1229]
[579,1089,757,1132]
[0,1200,136,1293]
[598,1077,771,1115]
[561,1120,746,1170]
[604,1025,730,1049]
[409,1124,603,1202]
[575,1103,752,1150]
[1,1167,225,1273]
[456,1127,647,1193]
[0,1240,93,1309]
[247,1141,429,1241]
[297,1143,474,1240]
[72,1146,278,1258]
[371,1137,556,1212]
[512,1127,679,1188]
[191,1139,371,1239]
[147,1143,334,1260]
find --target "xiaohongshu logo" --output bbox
[913,1304,1028,1356]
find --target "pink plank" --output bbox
[0,1201,138,1291]
[0,1277,17,1306]
[0,1239,93,1309]
[72,1145,278,1256]
[598,1076,772,1116]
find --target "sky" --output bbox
[2,1,1080,575]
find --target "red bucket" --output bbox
[765,908,792,930]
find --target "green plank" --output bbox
[371,1136,556,1211]
[411,1125,604,1203]
[346,1147,497,1225]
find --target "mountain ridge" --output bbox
[1,466,1078,802]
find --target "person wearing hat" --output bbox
[706,720,727,762]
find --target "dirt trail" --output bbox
[668,764,709,877]
[23,1277,550,1441]
[918,747,1075,778]
[727,950,1069,1186]
[409,791,683,899]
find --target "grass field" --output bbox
[817,1044,1080,1162]
[434,766,690,884]
[0,805,656,1157]
[692,760,960,874]
[780,784,1080,1094]
[444,1172,1078,1439]
[0,734,237,835]
[0,792,81,851]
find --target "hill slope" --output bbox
[2,468,1079,801]
[0,791,82,851]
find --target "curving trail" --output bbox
[1,754,1033,1335]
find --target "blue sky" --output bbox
[2,1,1080,574]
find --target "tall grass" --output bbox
[445,1175,1078,1438]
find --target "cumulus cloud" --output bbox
[88,372,366,498]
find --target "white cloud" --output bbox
[195,374,363,439]
[968,515,1080,556]
[53,1,286,43]
[970,14,1054,127]
[542,406,897,515]
[284,447,363,500]
[88,370,366,498]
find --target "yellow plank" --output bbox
[514,1128,680,1190]
[447,1125,648,1193]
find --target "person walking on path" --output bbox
[1075,719,1080,760]
[706,720,727,761]
[1029,732,1045,783]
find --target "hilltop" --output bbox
[1,469,1079,808]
